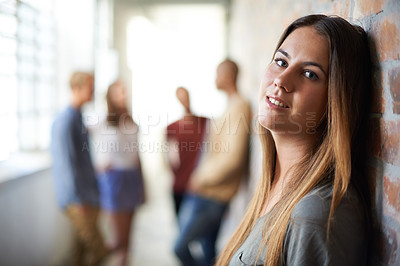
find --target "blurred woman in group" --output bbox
[93,80,145,266]
[217,14,374,265]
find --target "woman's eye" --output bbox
[304,70,318,80]
[274,58,287,67]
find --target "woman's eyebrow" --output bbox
[277,49,290,58]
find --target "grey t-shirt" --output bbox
[228,183,367,266]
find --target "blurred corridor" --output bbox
[0,130,244,266]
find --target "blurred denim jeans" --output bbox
[174,193,227,266]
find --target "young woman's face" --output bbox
[258,26,329,136]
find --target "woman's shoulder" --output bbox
[291,182,363,224]
[285,183,368,265]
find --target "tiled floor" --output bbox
[129,166,180,266]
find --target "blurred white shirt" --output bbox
[90,119,140,171]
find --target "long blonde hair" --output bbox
[217,14,373,266]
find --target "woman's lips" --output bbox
[266,96,289,109]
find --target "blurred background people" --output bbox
[166,87,209,216]
[91,80,145,266]
[174,59,252,266]
[50,72,109,266]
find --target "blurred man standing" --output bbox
[174,59,252,266]
[166,87,209,216]
[51,72,108,266]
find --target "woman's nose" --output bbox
[273,70,294,93]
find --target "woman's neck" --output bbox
[272,133,318,185]
[261,134,316,216]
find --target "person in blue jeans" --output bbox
[175,194,227,266]
[174,59,252,266]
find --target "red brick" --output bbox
[381,120,400,166]
[389,66,400,101]
[371,118,400,165]
[354,0,385,15]
[389,66,400,114]
[394,102,400,114]
[371,14,400,62]
[383,175,400,213]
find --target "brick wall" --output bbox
[228,0,400,264]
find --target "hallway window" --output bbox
[0,0,56,161]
